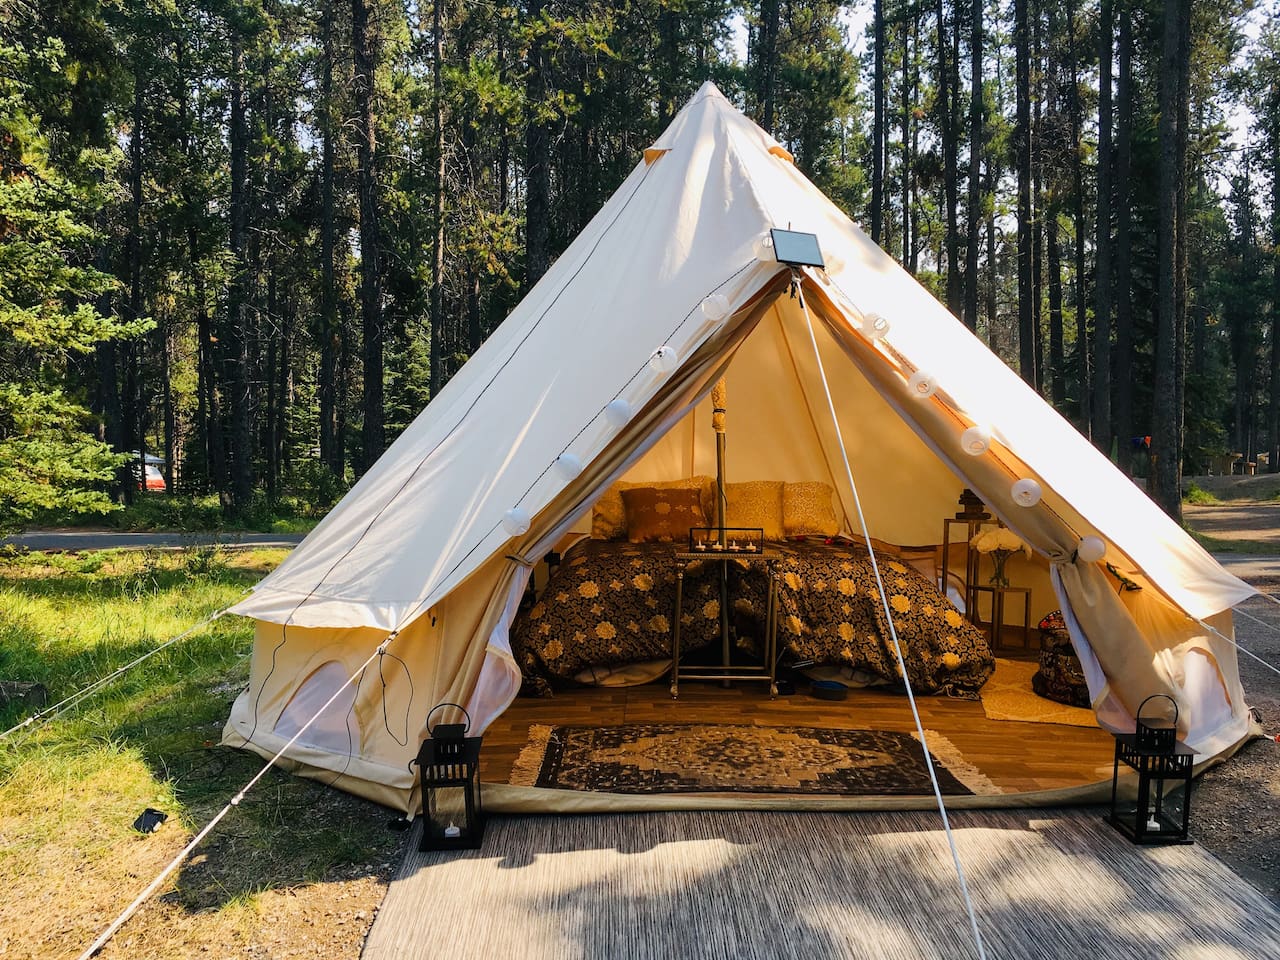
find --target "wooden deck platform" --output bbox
[480,681,1116,797]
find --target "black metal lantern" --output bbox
[1107,695,1195,845]
[414,703,484,851]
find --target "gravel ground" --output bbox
[1190,576,1280,905]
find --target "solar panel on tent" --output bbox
[770,228,825,268]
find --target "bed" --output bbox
[510,534,994,699]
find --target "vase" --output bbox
[988,549,1011,588]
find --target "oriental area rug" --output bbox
[509,723,1000,796]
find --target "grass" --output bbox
[0,548,402,959]
[1184,482,1221,505]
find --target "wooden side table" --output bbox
[670,550,780,699]
[969,584,1033,651]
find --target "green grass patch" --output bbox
[1183,482,1220,505]
[0,548,401,955]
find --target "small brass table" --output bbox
[969,584,1033,651]
[670,549,780,699]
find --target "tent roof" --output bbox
[230,82,1252,632]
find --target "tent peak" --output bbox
[695,80,728,100]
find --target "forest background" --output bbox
[1,0,1274,532]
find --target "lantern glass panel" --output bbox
[426,785,472,842]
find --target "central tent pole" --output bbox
[712,378,730,679]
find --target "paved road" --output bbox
[2,529,306,552]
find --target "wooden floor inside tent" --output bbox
[479,680,1118,805]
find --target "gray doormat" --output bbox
[362,808,1280,960]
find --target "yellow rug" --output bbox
[981,658,1096,728]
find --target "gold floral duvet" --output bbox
[510,538,994,698]
[735,540,994,698]
[511,540,725,696]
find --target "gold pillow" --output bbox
[591,476,714,539]
[783,481,839,538]
[621,486,708,543]
[725,480,785,541]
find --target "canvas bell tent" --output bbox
[223,83,1257,813]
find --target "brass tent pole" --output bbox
[712,377,730,679]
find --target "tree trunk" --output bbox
[964,0,982,331]
[1174,0,1190,473]
[162,323,176,492]
[430,0,447,397]
[1032,5,1044,395]
[1093,0,1114,456]
[657,3,678,125]
[319,0,342,481]
[871,0,885,246]
[1151,0,1183,518]
[986,157,999,342]
[1113,2,1134,472]
[1048,208,1065,406]
[936,0,961,316]
[226,31,253,515]
[1068,0,1090,430]
[353,0,384,472]
[901,13,912,268]
[276,303,293,493]
[525,0,551,287]
[754,0,780,134]
[1014,0,1035,385]
[122,61,146,506]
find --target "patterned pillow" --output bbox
[592,476,714,539]
[725,480,785,541]
[783,481,839,538]
[621,486,709,543]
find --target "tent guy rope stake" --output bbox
[795,272,989,960]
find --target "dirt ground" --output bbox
[1176,478,1280,903]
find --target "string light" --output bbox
[701,294,730,321]
[907,370,937,399]
[864,313,890,340]
[1078,536,1106,563]
[649,345,679,373]
[1011,478,1042,507]
[502,507,531,536]
[553,453,583,480]
[604,398,632,427]
[752,231,775,260]
[960,425,991,456]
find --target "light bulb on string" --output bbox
[907,370,936,399]
[1011,478,1042,508]
[752,232,775,261]
[701,294,730,322]
[502,507,531,537]
[553,453,583,481]
[1077,536,1106,563]
[604,398,632,428]
[649,345,679,374]
[864,313,890,341]
[960,425,991,456]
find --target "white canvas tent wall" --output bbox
[223,83,1258,813]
